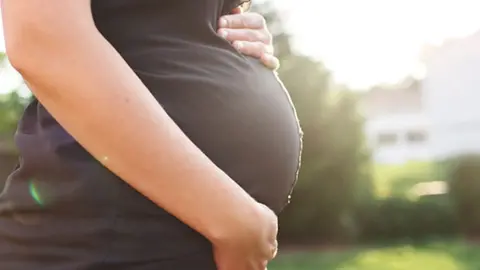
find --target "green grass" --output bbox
[270,241,480,270]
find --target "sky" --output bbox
[2,0,480,92]
[274,0,480,88]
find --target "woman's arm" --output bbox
[2,0,276,264]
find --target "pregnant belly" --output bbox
[3,53,301,266]
[14,52,301,215]
[137,57,302,213]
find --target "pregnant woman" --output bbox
[1,0,302,269]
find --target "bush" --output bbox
[356,195,457,243]
[373,162,440,198]
[447,154,480,237]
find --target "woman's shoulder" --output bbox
[224,0,252,13]
[235,0,252,12]
[237,0,252,10]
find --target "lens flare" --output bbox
[28,179,44,206]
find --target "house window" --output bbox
[406,130,428,143]
[377,132,398,146]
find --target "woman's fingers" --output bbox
[220,12,266,29]
[230,41,279,70]
[271,240,278,258]
[218,28,272,45]
[219,12,280,70]
[261,53,280,70]
[232,40,273,56]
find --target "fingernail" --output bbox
[264,54,280,70]
[263,53,273,61]
[218,29,228,39]
[234,41,243,50]
[219,17,227,28]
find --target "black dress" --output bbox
[0,0,302,269]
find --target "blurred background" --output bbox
[2,0,480,269]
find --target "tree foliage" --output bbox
[253,2,373,243]
[0,53,27,144]
[448,155,480,237]
[0,91,25,140]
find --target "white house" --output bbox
[422,30,480,159]
[360,80,432,164]
[362,29,480,164]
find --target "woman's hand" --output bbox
[213,203,279,270]
[218,9,280,70]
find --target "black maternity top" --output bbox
[0,0,302,269]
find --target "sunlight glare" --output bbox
[275,0,480,88]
